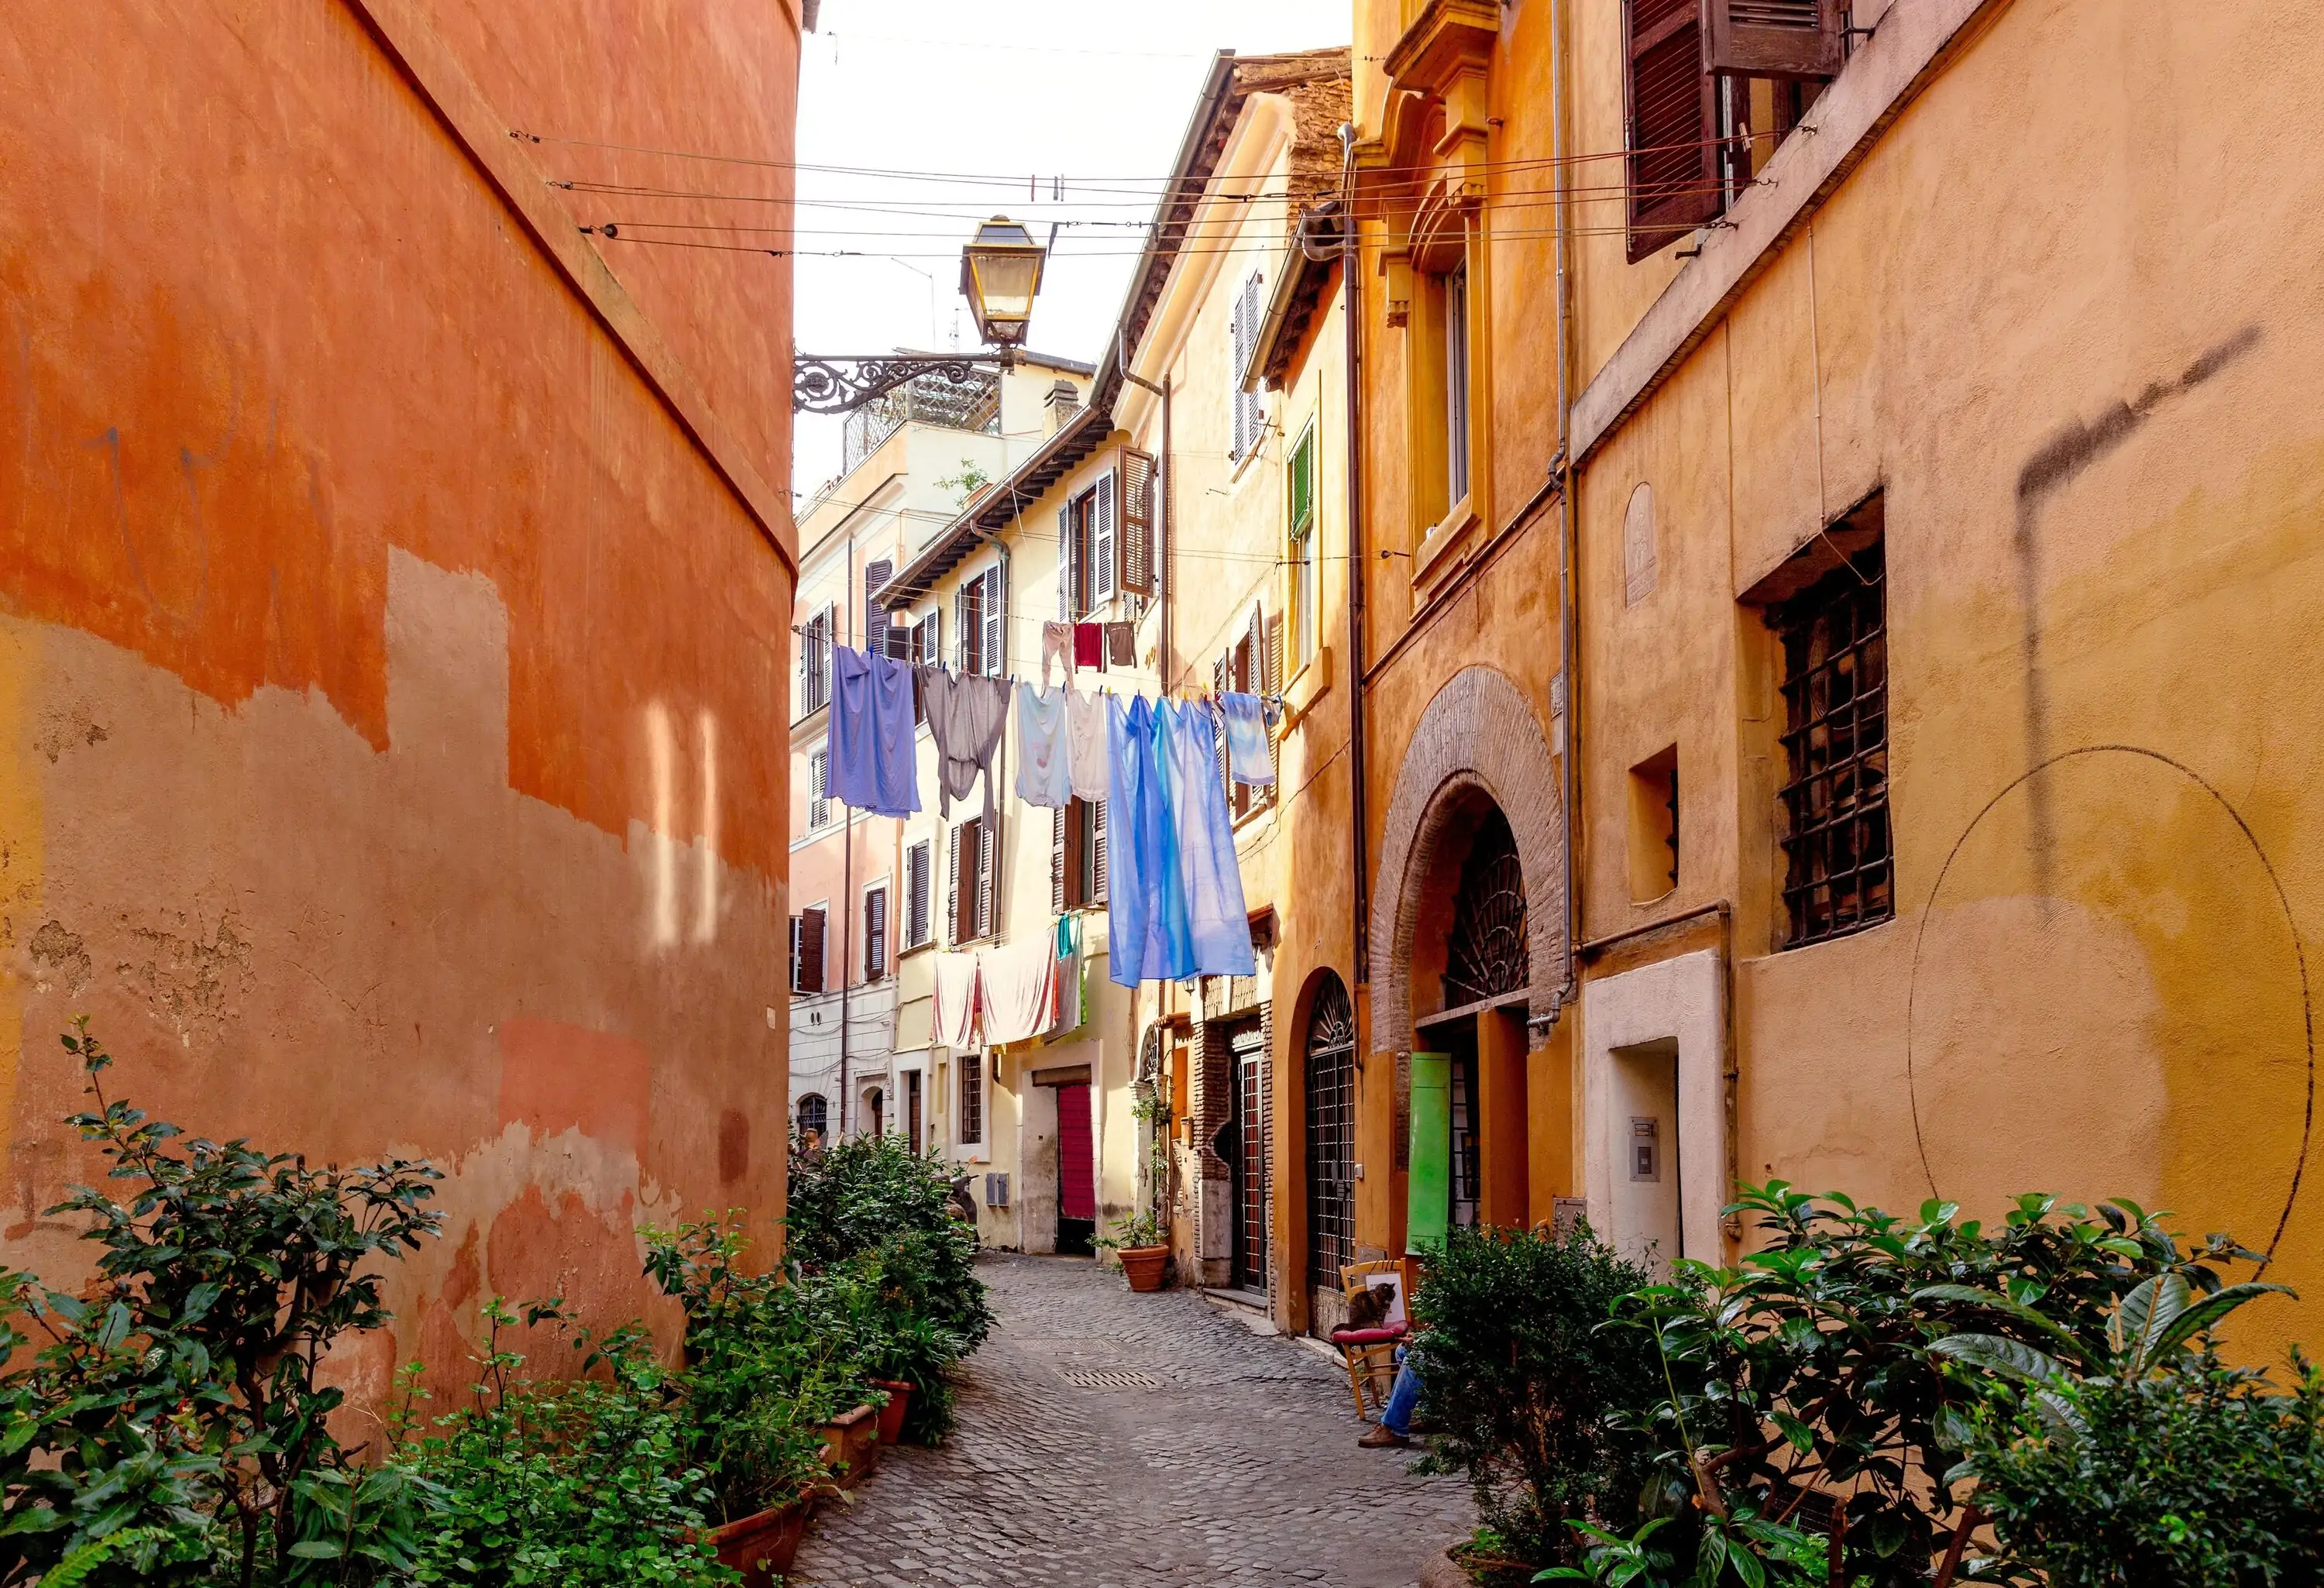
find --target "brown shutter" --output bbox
[1120,449,1157,595]
[865,888,887,979]
[947,825,964,944]
[975,816,995,937]
[1703,0,1841,81]
[1051,805,1067,913]
[1263,610,1284,697]
[1091,797,1107,903]
[864,558,893,652]
[907,841,930,947]
[797,906,827,995]
[1624,0,1724,263]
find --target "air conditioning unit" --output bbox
[984,1172,1010,1208]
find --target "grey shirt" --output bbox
[917,665,1010,825]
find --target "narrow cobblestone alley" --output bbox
[789,1254,1472,1587]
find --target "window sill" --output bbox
[1412,495,1480,589]
[898,939,938,961]
[1281,645,1333,730]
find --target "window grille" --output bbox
[1303,974,1357,1298]
[1776,538,1892,947]
[796,1092,827,1140]
[958,1054,984,1145]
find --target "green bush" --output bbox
[389,1302,731,1587]
[1407,1222,1661,1578]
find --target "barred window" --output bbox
[958,1054,984,1146]
[1776,537,1891,947]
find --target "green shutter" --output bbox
[1406,1053,1452,1256]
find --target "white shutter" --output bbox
[946,823,962,945]
[952,582,971,672]
[982,565,1005,678]
[976,815,996,936]
[1094,471,1117,604]
[1058,504,1074,622]
[1230,284,1252,459]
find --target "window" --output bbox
[864,558,909,659]
[954,565,1004,678]
[796,1092,827,1140]
[807,748,830,831]
[903,839,933,948]
[1052,796,1107,912]
[1058,473,1119,622]
[797,606,833,717]
[1229,271,1266,462]
[1287,426,1318,666]
[863,883,889,981]
[1443,263,1470,506]
[1775,535,1890,947]
[1628,745,1680,902]
[1119,448,1157,598]
[1214,607,1281,821]
[958,1053,984,1145]
[948,816,995,944]
[789,904,827,994]
[909,610,941,724]
[1624,0,1841,262]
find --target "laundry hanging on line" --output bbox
[825,645,920,819]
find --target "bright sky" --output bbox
[792,2,1353,500]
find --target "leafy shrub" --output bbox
[1407,1222,1660,1577]
[1618,1184,2265,1588]
[389,1301,731,1587]
[1934,1268,2317,1585]
[0,1020,441,1586]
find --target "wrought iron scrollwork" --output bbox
[1442,808,1529,1010]
[793,354,991,415]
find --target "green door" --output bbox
[1406,1053,1451,1256]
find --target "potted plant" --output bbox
[698,1388,834,1586]
[1096,1210,1171,1292]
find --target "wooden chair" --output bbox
[1329,1259,1408,1421]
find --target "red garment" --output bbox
[1073,622,1103,669]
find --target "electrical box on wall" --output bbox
[985,1172,1010,1208]
[1630,1116,1662,1183]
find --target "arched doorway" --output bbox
[1424,805,1530,1230]
[1303,972,1357,1336]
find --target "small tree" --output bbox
[1408,1222,1661,1576]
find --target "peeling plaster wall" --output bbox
[0,0,797,1404]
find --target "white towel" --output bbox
[1065,687,1109,803]
[977,938,1058,1048]
[931,951,980,1049]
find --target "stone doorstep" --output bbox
[1202,1287,1281,1335]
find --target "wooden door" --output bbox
[906,1070,923,1154]
[1057,1081,1095,1254]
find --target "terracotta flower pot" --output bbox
[707,1499,811,1588]
[870,1378,913,1444]
[817,1402,882,1487]
[1117,1243,1170,1292]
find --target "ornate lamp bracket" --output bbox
[792,353,1004,415]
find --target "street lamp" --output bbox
[793,217,1049,415]
[958,216,1044,351]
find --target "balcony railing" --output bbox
[841,366,1002,475]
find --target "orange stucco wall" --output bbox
[0,0,798,1398]
[1346,0,2324,1365]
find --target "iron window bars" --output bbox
[1775,539,1892,947]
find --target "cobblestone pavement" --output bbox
[789,1253,1472,1588]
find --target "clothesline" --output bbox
[823,639,1274,997]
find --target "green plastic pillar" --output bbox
[1406,1052,1451,1256]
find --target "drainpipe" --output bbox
[1338,122,1370,993]
[1550,1,1582,1023]
[839,525,857,1136]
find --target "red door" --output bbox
[1057,1081,1095,1222]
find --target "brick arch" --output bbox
[1369,666,1566,1053]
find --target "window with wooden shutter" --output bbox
[1120,449,1157,596]
[1057,504,1075,622]
[864,559,892,652]
[1090,797,1107,902]
[1050,805,1067,914]
[946,823,964,945]
[981,565,1005,679]
[1624,0,1724,263]
[905,840,932,948]
[953,581,973,672]
[798,607,834,716]
[788,915,802,991]
[975,815,995,937]
[796,905,827,994]
[808,749,830,830]
[863,885,889,980]
[1230,273,1266,461]
[1704,0,1841,81]
[1093,470,1117,605]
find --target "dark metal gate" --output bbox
[1303,975,1356,1299]
[1230,1026,1268,1292]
